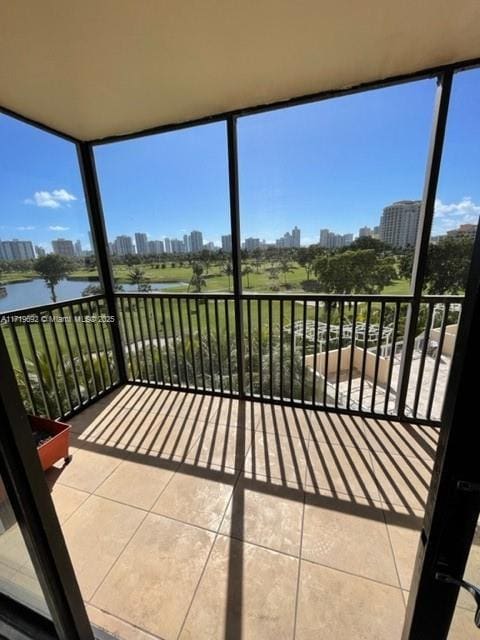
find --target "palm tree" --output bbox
[279,259,293,285]
[242,265,254,288]
[223,261,233,292]
[189,262,206,293]
[127,266,148,291]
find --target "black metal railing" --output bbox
[0,295,119,419]
[1,291,462,424]
[116,291,462,424]
[117,293,238,395]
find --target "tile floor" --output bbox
[18,385,478,639]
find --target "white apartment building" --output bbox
[379,200,421,248]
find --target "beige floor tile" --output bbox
[87,604,159,640]
[164,391,220,422]
[4,569,50,617]
[244,431,309,485]
[296,561,405,639]
[372,451,432,511]
[448,606,480,639]
[361,419,438,460]
[78,407,150,447]
[91,513,215,640]
[112,386,174,413]
[152,465,236,530]
[220,474,304,555]
[187,423,249,471]
[0,525,29,572]
[308,411,371,450]
[213,397,259,429]
[95,455,177,510]
[302,493,399,586]
[180,535,298,640]
[51,484,89,523]
[305,439,379,500]
[62,495,145,600]
[55,448,122,493]
[255,404,312,440]
[68,401,128,435]
[384,507,424,591]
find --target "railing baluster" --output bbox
[38,314,63,417]
[9,323,37,414]
[426,302,450,421]
[159,298,173,385]
[96,299,115,387]
[268,299,273,400]
[384,302,401,415]
[347,301,357,411]
[60,304,84,406]
[127,297,142,382]
[290,300,295,401]
[312,299,319,406]
[257,299,263,399]
[25,322,51,417]
[334,300,345,409]
[224,299,232,394]
[195,298,206,390]
[119,297,134,380]
[358,301,371,412]
[301,300,307,404]
[413,302,434,419]
[50,309,74,414]
[144,296,158,385]
[168,298,181,385]
[204,299,214,391]
[247,299,253,396]
[70,302,91,400]
[279,299,284,400]
[323,301,331,407]
[177,298,189,388]
[136,297,150,382]
[214,299,223,394]
[87,300,106,393]
[151,298,165,384]
[371,302,386,414]
[186,298,197,390]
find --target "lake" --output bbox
[0,278,185,313]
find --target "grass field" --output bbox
[1,261,411,295]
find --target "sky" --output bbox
[1,68,479,252]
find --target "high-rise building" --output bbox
[74,240,82,256]
[190,230,203,253]
[446,223,478,240]
[164,238,171,254]
[183,234,191,253]
[244,237,261,251]
[170,238,185,253]
[0,239,35,260]
[147,240,164,255]
[221,234,232,252]
[292,226,301,247]
[359,226,373,237]
[135,233,148,255]
[112,235,134,256]
[319,229,353,249]
[379,200,421,248]
[34,245,46,258]
[52,238,75,257]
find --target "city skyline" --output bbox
[1,71,480,251]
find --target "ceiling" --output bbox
[1,1,480,141]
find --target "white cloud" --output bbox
[24,189,77,209]
[433,197,480,233]
[16,225,36,231]
[49,225,70,231]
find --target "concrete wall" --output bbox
[305,345,391,386]
[429,324,458,357]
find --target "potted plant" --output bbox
[28,416,72,471]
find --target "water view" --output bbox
[0,278,184,313]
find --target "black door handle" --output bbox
[436,572,480,628]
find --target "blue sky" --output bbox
[1,68,479,251]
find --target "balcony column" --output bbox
[395,70,453,417]
[76,142,128,383]
[227,116,245,398]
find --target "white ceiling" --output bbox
[1,0,480,141]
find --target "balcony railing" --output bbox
[1,291,462,425]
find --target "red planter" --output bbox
[28,416,72,471]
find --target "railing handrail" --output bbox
[0,294,106,319]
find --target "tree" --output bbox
[296,246,317,280]
[347,236,388,253]
[34,254,73,302]
[242,265,254,288]
[127,266,148,291]
[189,262,206,293]
[278,259,293,285]
[313,249,395,294]
[223,261,233,291]
[424,236,474,293]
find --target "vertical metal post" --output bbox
[396,71,452,417]
[76,142,127,383]
[227,116,245,397]
[402,218,480,639]
[0,331,94,640]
